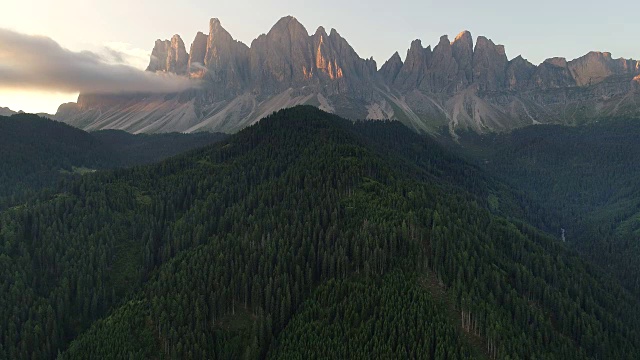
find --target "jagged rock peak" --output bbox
[188,32,208,77]
[422,34,458,92]
[147,39,170,72]
[507,55,536,90]
[167,34,188,75]
[410,39,424,51]
[473,36,508,91]
[210,18,222,31]
[451,30,474,87]
[269,15,308,37]
[453,30,472,44]
[509,55,536,69]
[144,17,640,98]
[474,36,506,56]
[387,51,402,63]
[208,17,233,39]
[566,51,640,86]
[203,17,250,91]
[379,51,404,84]
[393,40,431,90]
[315,26,328,36]
[544,57,568,68]
[146,36,188,75]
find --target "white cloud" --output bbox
[102,42,150,70]
[0,28,199,94]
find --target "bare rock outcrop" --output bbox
[146,35,188,75]
[394,40,431,90]
[62,17,640,135]
[451,31,474,89]
[532,58,576,88]
[146,39,171,73]
[472,36,508,91]
[188,32,208,77]
[421,35,458,92]
[249,16,314,94]
[204,18,250,93]
[379,52,403,84]
[633,75,640,91]
[506,55,536,90]
[167,35,188,75]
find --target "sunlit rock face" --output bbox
[58,16,640,136]
[633,75,640,90]
[167,35,188,75]
[246,17,376,96]
[451,31,473,90]
[568,51,640,86]
[249,16,316,94]
[188,32,208,77]
[146,39,170,73]
[146,35,188,75]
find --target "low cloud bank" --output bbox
[0,28,198,94]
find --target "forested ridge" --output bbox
[456,119,640,295]
[1,107,640,359]
[0,114,225,210]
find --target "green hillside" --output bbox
[0,114,225,210]
[1,107,637,359]
[456,119,640,295]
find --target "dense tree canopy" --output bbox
[456,119,640,295]
[0,114,225,210]
[1,107,639,359]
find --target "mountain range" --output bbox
[56,16,640,135]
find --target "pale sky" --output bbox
[1,0,639,114]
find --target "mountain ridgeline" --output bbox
[57,16,640,135]
[0,113,226,209]
[2,106,640,359]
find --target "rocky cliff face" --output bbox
[379,52,403,85]
[393,40,431,91]
[58,16,640,135]
[247,17,376,97]
[203,18,250,95]
[451,31,474,89]
[146,39,170,73]
[506,56,536,90]
[472,36,508,91]
[188,32,208,77]
[146,35,188,75]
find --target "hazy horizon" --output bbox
[2,0,639,113]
